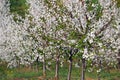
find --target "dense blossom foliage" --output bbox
[0,0,120,72]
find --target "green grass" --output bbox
[13,71,41,78]
[100,71,120,80]
[0,62,120,80]
[86,69,120,80]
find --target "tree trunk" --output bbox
[67,59,72,80]
[81,58,86,80]
[98,60,102,80]
[36,56,39,72]
[55,55,59,80]
[97,72,100,80]
[117,49,120,69]
[43,53,46,77]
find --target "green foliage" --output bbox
[86,0,103,20]
[77,35,86,49]
[55,0,66,15]
[37,49,44,55]
[40,17,46,23]
[116,0,120,7]
[44,0,52,8]
[52,39,64,46]
[9,0,29,21]
[44,0,66,15]
[56,22,66,31]
[69,31,80,39]
[86,0,99,11]
[95,4,103,20]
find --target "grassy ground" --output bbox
[0,62,120,80]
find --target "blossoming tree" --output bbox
[0,0,120,80]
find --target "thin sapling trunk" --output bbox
[55,55,59,80]
[67,57,72,80]
[43,53,46,77]
[81,58,86,80]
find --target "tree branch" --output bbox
[95,18,113,36]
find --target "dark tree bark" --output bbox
[98,60,102,80]
[55,55,59,80]
[117,49,120,69]
[43,53,46,77]
[67,57,72,80]
[36,56,39,72]
[81,58,86,80]
[61,47,78,80]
